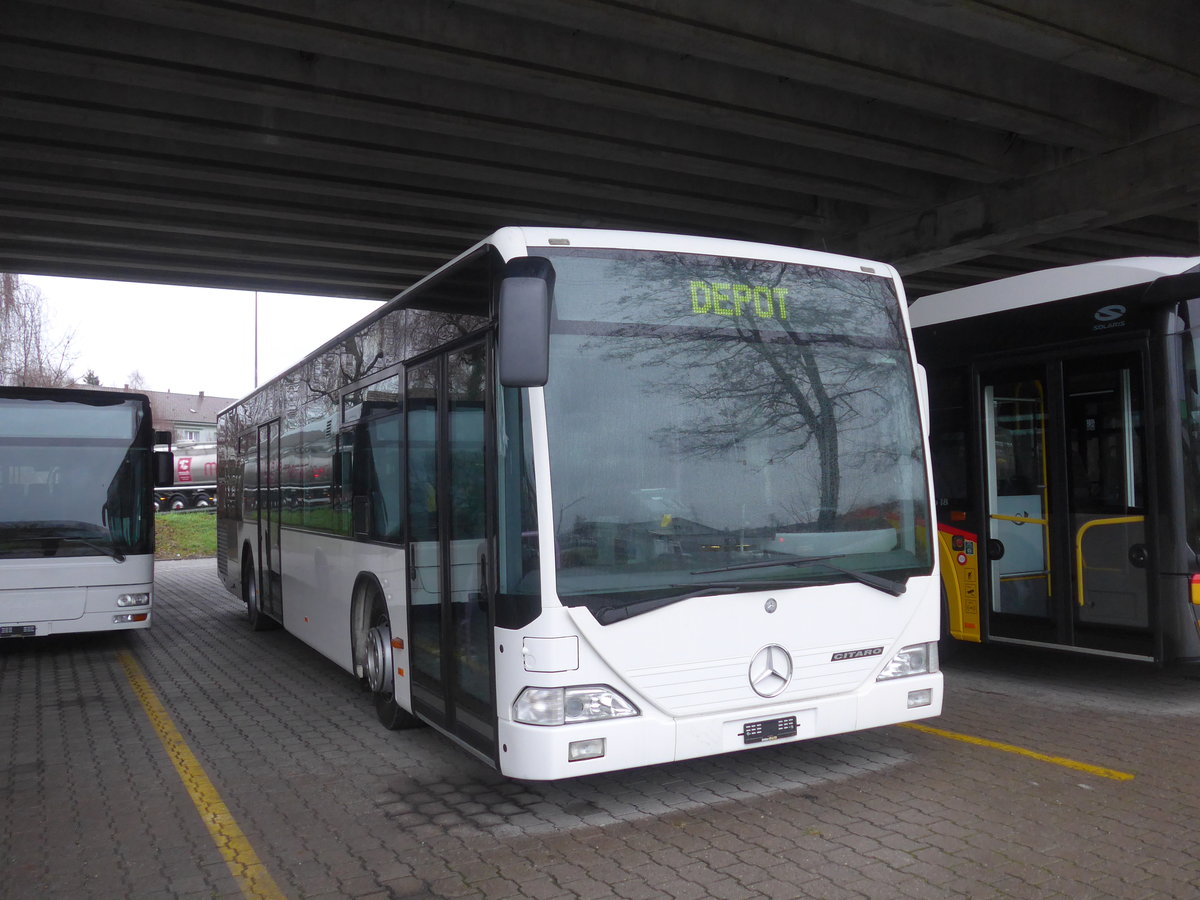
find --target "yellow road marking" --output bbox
[118,650,288,899]
[901,721,1134,781]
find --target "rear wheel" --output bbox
[242,555,277,632]
[363,582,419,730]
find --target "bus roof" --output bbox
[909,256,1200,328]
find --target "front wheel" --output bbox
[364,584,420,730]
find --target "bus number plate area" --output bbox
[0,625,37,637]
[743,715,798,744]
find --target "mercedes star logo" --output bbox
[749,644,793,698]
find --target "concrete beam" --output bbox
[0,7,943,208]
[849,125,1200,272]
[854,0,1200,108]
[19,0,1049,180]
[458,0,1140,150]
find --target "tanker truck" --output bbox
[153,441,217,510]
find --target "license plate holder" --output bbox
[742,714,798,744]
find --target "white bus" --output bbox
[0,386,172,636]
[216,227,941,780]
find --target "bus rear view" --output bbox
[0,387,165,636]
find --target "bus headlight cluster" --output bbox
[116,592,151,607]
[875,642,938,681]
[513,685,639,726]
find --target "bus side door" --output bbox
[406,340,496,759]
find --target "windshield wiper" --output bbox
[594,583,762,624]
[693,554,905,597]
[63,535,126,563]
[594,585,741,624]
[593,577,841,624]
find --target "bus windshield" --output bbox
[0,395,150,559]
[540,247,932,613]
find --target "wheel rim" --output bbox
[366,620,393,694]
[245,566,258,611]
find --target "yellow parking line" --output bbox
[118,650,287,899]
[901,721,1134,781]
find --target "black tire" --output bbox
[242,556,277,632]
[363,583,420,730]
[169,494,188,511]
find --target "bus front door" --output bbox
[406,342,496,759]
[256,419,282,622]
[982,354,1153,657]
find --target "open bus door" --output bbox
[979,351,1155,658]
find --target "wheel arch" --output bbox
[350,571,388,680]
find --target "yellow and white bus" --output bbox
[217,227,941,779]
[912,257,1200,662]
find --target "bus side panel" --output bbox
[278,529,409,684]
[216,515,242,597]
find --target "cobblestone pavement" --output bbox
[3,558,1200,899]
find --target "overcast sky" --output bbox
[24,275,384,401]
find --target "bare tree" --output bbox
[126,369,147,390]
[0,274,76,387]
[598,254,904,530]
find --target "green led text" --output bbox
[690,281,789,320]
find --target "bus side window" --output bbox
[350,415,404,543]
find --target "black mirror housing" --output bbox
[497,256,554,387]
[153,450,175,488]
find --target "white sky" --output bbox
[24,274,384,401]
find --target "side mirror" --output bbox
[153,450,175,488]
[154,430,173,447]
[497,256,555,388]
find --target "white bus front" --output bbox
[0,389,158,636]
[490,234,941,779]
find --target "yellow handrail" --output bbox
[1074,516,1145,607]
[990,513,1048,526]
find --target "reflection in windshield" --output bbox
[0,397,149,559]
[541,248,931,610]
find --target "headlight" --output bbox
[116,592,151,608]
[513,685,639,726]
[876,642,938,681]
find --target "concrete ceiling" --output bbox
[3,0,1200,302]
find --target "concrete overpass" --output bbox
[3,0,1200,301]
